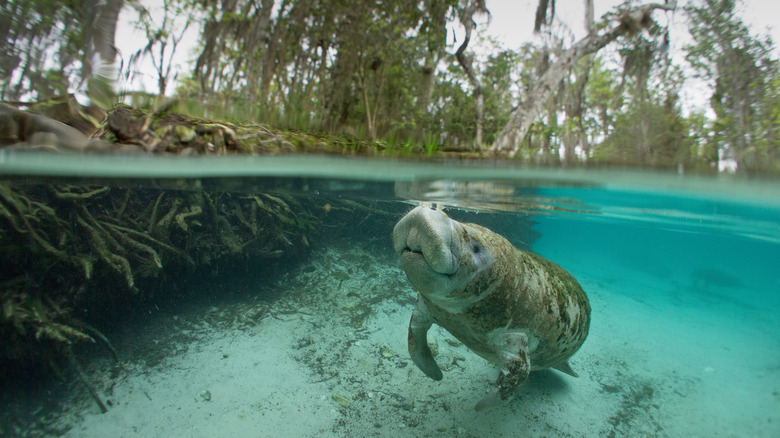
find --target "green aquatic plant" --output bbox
[400,139,416,155]
[424,132,439,156]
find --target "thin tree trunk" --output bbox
[417,0,449,120]
[260,0,293,105]
[418,55,438,116]
[455,2,485,149]
[358,64,385,140]
[246,0,274,107]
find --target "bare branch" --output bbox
[492,1,678,155]
[534,0,556,33]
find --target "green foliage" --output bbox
[585,57,622,134]
[685,0,780,172]
[480,49,520,144]
[423,132,439,156]
[685,111,719,168]
[187,0,462,142]
[427,62,477,147]
[423,45,520,149]
[594,100,693,168]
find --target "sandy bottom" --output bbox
[5,239,780,437]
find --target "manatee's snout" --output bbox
[393,206,459,276]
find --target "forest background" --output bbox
[2,0,779,173]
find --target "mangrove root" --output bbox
[66,347,108,414]
[53,186,110,200]
[175,205,202,232]
[77,216,135,288]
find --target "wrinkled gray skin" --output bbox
[393,206,590,411]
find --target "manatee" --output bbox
[393,206,590,411]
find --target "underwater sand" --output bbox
[8,233,780,437]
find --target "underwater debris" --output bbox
[380,345,397,359]
[444,338,462,347]
[330,270,350,281]
[331,393,351,408]
[330,270,350,289]
[66,347,108,414]
[607,382,660,436]
[427,336,439,357]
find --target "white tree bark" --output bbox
[585,0,595,36]
[491,1,677,156]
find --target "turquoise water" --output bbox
[1,153,779,437]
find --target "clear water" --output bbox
[1,152,779,437]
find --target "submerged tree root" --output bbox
[77,216,135,288]
[0,180,325,386]
[81,323,120,364]
[0,181,388,428]
[66,322,125,414]
[66,347,108,414]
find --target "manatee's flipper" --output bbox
[475,331,530,411]
[408,297,442,380]
[553,360,578,377]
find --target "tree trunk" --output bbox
[417,1,448,116]
[585,0,595,36]
[246,0,274,107]
[455,2,485,149]
[492,1,677,156]
[260,0,294,105]
[358,63,385,140]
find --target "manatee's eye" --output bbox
[471,242,482,254]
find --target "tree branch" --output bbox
[455,1,487,149]
[492,1,677,155]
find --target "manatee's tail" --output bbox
[553,360,579,377]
